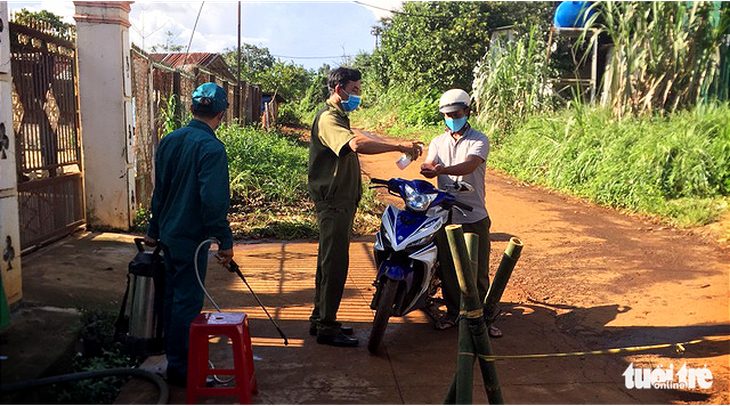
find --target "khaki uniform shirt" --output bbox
[426,125,490,224]
[308,101,362,208]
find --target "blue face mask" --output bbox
[445,116,468,132]
[341,94,361,112]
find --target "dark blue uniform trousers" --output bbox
[161,240,210,377]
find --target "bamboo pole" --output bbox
[444,232,480,405]
[445,226,481,312]
[460,233,481,404]
[444,226,505,405]
[465,233,503,404]
[484,237,524,320]
[444,311,476,405]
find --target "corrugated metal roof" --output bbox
[148,52,236,82]
[148,52,220,68]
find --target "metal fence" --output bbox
[129,45,262,209]
[9,19,84,250]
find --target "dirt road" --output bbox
[356,129,729,404]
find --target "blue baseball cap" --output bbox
[192,82,229,114]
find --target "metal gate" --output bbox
[9,21,84,251]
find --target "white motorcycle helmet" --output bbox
[438,89,471,113]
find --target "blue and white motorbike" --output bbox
[368,177,473,353]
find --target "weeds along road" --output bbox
[354,129,730,404]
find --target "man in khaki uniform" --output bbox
[308,67,422,347]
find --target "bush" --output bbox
[350,85,444,143]
[276,103,301,126]
[399,88,442,127]
[50,310,142,404]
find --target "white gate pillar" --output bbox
[0,1,23,306]
[74,1,136,229]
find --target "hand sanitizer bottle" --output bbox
[396,153,412,170]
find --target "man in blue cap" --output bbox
[145,82,234,386]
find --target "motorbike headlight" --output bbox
[404,184,437,212]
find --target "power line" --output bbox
[355,1,490,20]
[271,54,353,60]
[354,1,451,20]
[185,2,205,55]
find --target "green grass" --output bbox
[350,85,445,144]
[353,86,729,228]
[219,124,310,210]
[488,103,730,226]
[219,123,385,239]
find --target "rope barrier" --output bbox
[457,338,705,361]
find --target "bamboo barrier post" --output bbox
[445,226,482,312]
[484,237,524,320]
[446,232,481,404]
[444,226,504,405]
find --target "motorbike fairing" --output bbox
[376,205,444,252]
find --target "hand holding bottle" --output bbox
[395,141,424,170]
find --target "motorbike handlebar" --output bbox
[370,178,389,185]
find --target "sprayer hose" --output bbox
[194,238,223,312]
[0,368,169,404]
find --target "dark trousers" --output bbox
[435,216,491,317]
[310,203,357,336]
[161,240,209,376]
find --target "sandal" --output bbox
[435,314,458,330]
[488,324,503,338]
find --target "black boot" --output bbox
[316,332,359,347]
[309,325,354,336]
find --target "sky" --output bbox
[8,0,403,70]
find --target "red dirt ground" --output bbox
[355,128,730,404]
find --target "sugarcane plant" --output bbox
[472,25,557,145]
[579,1,730,118]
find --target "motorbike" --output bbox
[367,177,473,353]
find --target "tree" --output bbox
[14,9,72,33]
[223,44,315,101]
[259,61,313,101]
[300,64,331,113]
[150,31,184,53]
[372,2,557,93]
[222,44,276,85]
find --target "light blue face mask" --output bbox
[341,94,361,112]
[445,116,468,132]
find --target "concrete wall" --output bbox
[74,2,136,229]
[0,1,23,305]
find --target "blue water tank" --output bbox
[553,1,595,28]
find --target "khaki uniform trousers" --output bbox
[310,203,357,335]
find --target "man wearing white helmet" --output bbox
[420,88,500,337]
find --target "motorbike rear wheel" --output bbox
[368,277,399,354]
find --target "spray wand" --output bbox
[226,259,288,346]
[194,239,288,346]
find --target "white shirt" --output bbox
[426,126,490,224]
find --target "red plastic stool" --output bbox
[186,312,258,404]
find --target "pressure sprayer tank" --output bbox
[118,239,166,355]
[554,1,595,28]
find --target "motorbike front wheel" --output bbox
[368,277,399,354]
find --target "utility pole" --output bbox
[236,1,241,119]
[371,26,382,49]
